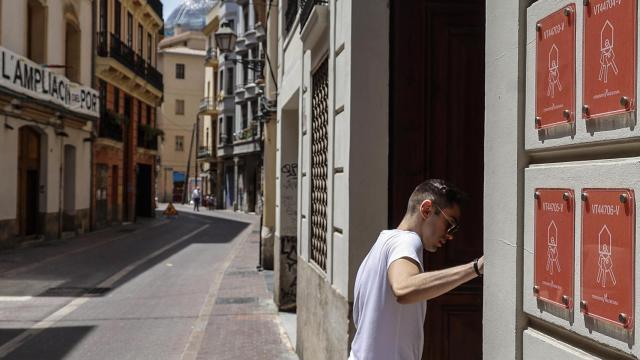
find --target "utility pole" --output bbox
[183,123,195,204]
[195,115,200,191]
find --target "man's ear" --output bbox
[419,199,433,219]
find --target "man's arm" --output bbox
[387,256,483,304]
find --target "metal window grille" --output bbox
[310,58,329,271]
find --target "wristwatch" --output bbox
[473,258,482,277]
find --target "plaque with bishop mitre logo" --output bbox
[581,189,635,329]
[534,189,575,309]
[535,4,576,129]
[583,0,637,119]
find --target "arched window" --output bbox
[64,4,81,83]
[27,0,46,63]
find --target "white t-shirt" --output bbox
[349,229,426,360]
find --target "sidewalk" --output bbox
[158,203,299,360]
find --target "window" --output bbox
[99,0,108,33]
[175,99,185,115]
[137,101,142,125]
[226,116,233,143]
[241,103,248,129]
[251,100,258,121]
[147,105,152,127]
[175,136,184,152]
[226,67,234,94]
[114,0,121,38]
[27,0,47,64]
[206,81,210,98]
[127,12,133,47]
[113,87,120,112]
[219,70,224,92]
[138,25,143,54]
[176,63,185,79]
[228,19,235,32]
[242,55,248,85]
[243,5,250,33]
[147,33,152,63]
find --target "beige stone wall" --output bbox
[158,34,207,200]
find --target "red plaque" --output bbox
[536,5,576,129]
[534,189,575,308]
[583,0,637,119]
[581,189,635,329]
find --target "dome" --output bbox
[164,0,217,36]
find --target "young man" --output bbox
[192,187,201,212]
[348,179,484,360]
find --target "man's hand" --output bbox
[476,256,484,275]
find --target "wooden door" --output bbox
[390,1,485,359]
[18,127,41,237]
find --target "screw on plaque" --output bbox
[582,105,590,115]
[564,7,573,16]
[580,300,588,311]
[620,193,628,203]
[535,116,541,127]
[563,192,570,201]
[534,191,541,200]
[620,96,630,108]
[562,109,571,119]
[583,0,589,5]
[562,295,570,306]
[533,286,540,294]
[536,23,542,32]
[619,313,629,325]
[581,192,588,201]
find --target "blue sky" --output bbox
[162,0,182,19]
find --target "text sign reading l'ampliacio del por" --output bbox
[581,189,635,329]
[536,5,576,129]
[534,189,575,309]
[0,46,99,118]
[583,0,637,119]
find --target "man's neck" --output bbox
[397,215,420,235]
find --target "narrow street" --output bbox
[0,208,296,360]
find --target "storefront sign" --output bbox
[536,5,576,129]
[534,189,575,309]
[581,189,634,329]
[583,0,636,119]
[0,46,99,118]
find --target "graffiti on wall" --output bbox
[280,235,298,309]
[281,163,298,235]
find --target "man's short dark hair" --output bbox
[406,179,467,215]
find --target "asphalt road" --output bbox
[0,211,256,360]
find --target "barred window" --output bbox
[310,57,329,271]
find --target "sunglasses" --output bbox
[436,205,460,235]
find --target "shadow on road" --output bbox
[0,326,94,360]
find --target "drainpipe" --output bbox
[89,0,96,231]
[58,130,64,239]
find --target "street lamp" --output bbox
[214,22,265,74]
[214,22,237,54]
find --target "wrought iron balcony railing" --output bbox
[147,0,163,20]
[300,0,328,31]
[98,111,123,142]
[199,97,216,114]
[285,0,299,35]
[97,32,164,92]
[197,146,214,159]
[137,125,159,150]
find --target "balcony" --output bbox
[197,146,214,160]
[234,124,259,143]
[284,0,299,35]
[97,32,164,92]
[147,0,162,20]
[300,0,328,31]
[137,125,160,150]
[98,111,123,142]
[199,97,217,116]
[205,48,218,67]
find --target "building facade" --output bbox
[93,0,163,227]
[272,0,640,359]
[158,28,208,204]
[215,0,266,212]
[0,0,99,245]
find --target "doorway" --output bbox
[18,127,41,237]
[111,165,119,222]
[390,1,485,359]
[63,145,76,231]
[95,164,108,228]
[136,164,153,217]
